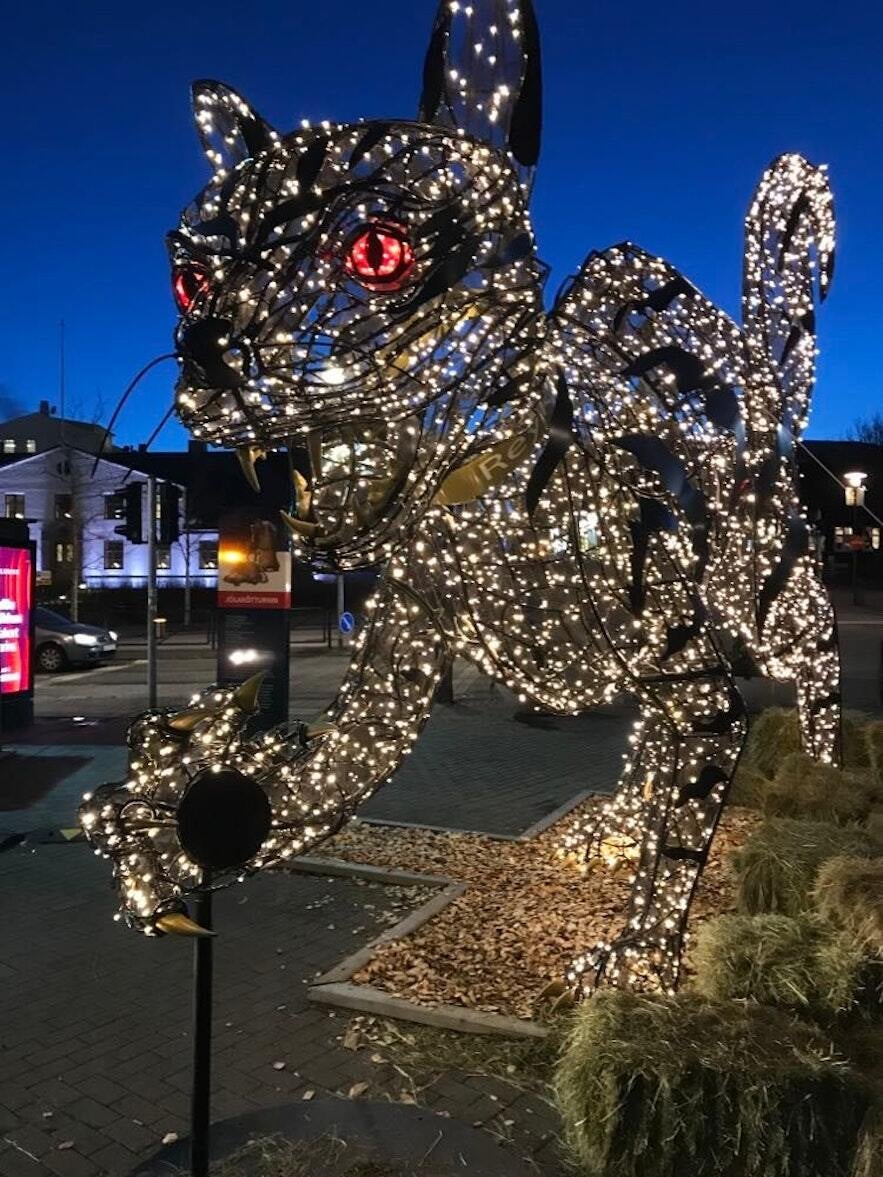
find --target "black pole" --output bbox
[190,876,213,1177]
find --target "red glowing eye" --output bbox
[345,225,414,290]
[173,265,211,314]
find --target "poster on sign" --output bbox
[0,545,33,696]
[217,519,292,610]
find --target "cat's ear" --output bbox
[191,80,277,178]
[418,0,542,186]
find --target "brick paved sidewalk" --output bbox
[0,845,564,1177]
[0,665,630,1176]
[3,668,631,840]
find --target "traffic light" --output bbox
[158,483,181,545]
[113,483,144,544]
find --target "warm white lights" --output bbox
[81,2,841,998]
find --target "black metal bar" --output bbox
[190,877,213,1177]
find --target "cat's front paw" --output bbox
[79,674,280,933]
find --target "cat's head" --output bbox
[169,1,546,566]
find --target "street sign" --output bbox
[339,611,356,635]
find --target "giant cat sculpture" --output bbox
[81,0,839,994]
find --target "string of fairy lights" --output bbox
[81,0,840,995]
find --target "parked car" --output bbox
[34,607,118,673]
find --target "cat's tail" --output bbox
[742,153,835,444]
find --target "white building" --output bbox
[0,446,219,591]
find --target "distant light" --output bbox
[229,648,260,666]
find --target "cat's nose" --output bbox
[179,317,251,389]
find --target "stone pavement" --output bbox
[0,666,629,1176]
[4,667,630,840]
[0,845,562,1176]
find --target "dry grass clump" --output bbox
[741,708,802,779]
[210,1132,465,1176]
[814,856,883,953]
[553,991,868,1177]
[763,753,876,825]
[736,711,878,816]
[867,718,883,787]
[731,818,880,916]
[692,913,865,1013]
[729,763,770,808]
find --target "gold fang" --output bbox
[236,445,265,493]
[434,431,534,507]
[232,671,267,713]
[155,912,215,938]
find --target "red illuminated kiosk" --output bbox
[0,518,36,733]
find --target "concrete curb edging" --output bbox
[310,980,549,1039]
[300,860,550,1039]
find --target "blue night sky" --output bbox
[1,0,880,447]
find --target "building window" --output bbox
[2,439,14,454]
[872,528,881,551]
[25,439,36,454]
[104,492,126,520]
[55,542,74,564]
[4,494,24,519]
[104,541,124,571]
[834,527,846,550]
[55,494,73,520]
[156,546,171,570]
[199,541,218,570]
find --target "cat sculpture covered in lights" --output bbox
[81,0,840,994]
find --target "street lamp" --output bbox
[843,471,867,605]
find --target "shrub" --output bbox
[764,753,876,825]
[554,991,868,1177]
[732,818,880,916]
[692,913,865,1012]
[814,856,883,954]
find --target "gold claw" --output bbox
[236,444,265,493]
[305,721,337,741]
[155,912,216,937]
[232,671,267,713]
[167,708,206,733]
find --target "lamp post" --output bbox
[843,471,867,606]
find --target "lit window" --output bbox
[55,543,74,564]
[833,527,845,550]
[157,546,171,570]
[104,540,124,571]
[199,541,218,570]
[25,439,36,454]
[55,494,73,520]
[104,492,126,520]
[2,439,14,454]
[872,528,880,551]
[4,494,24,519]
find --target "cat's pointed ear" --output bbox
[191,80,277,178]
[418,0,542,186]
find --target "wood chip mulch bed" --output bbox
[312,800,761,1021]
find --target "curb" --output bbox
[301,862,550,1040]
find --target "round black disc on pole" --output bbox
[177,769,271,871]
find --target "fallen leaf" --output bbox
[272,1061,286,1071]
[57,1141,74,1151]
[162,1132,179,1145]
[347,1082,370,1099]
